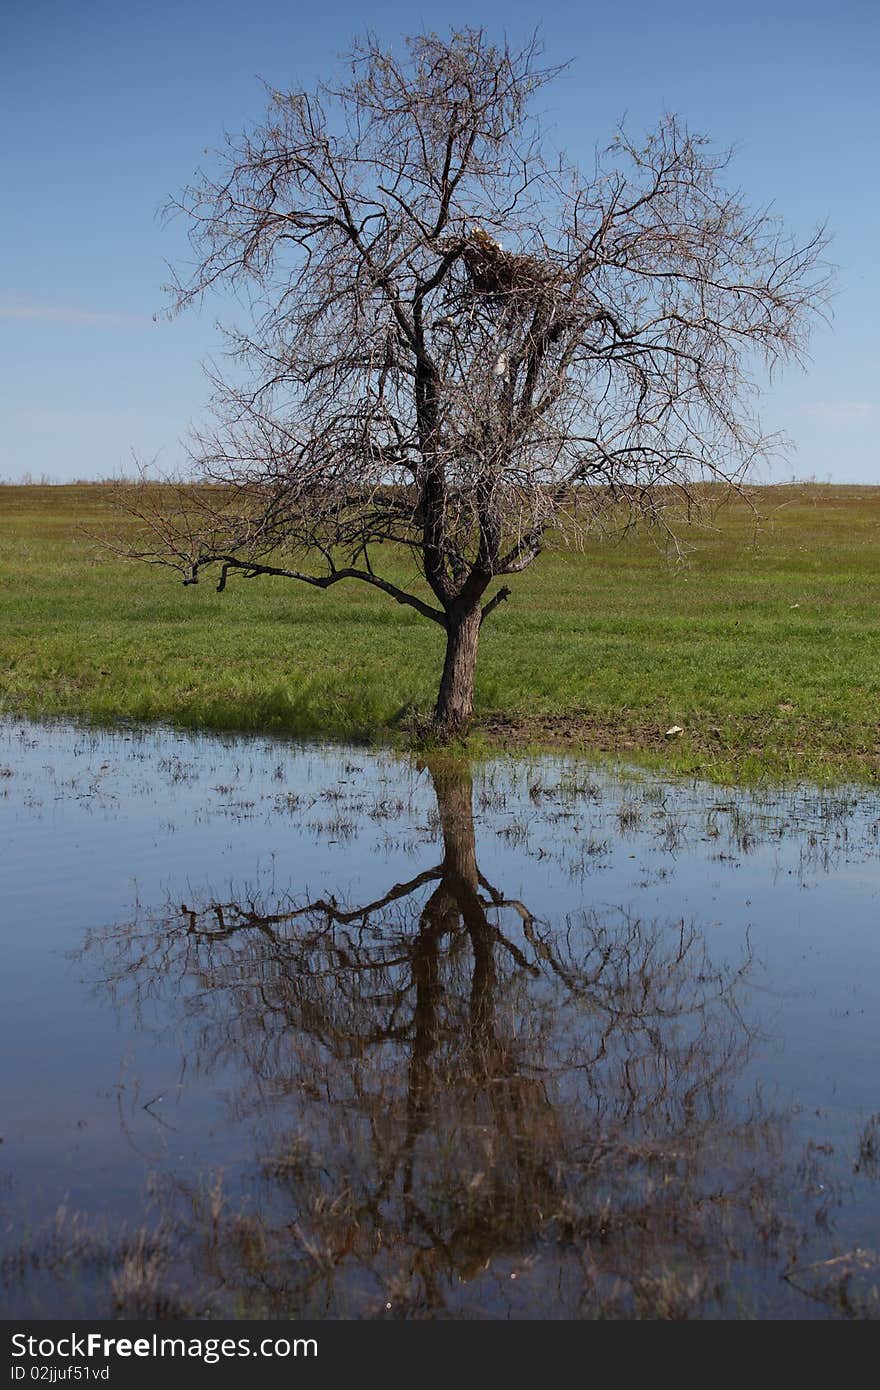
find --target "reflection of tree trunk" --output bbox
[430,763,497,1051]
[405,762,556,1272]
[433,608,481,734]
[430,761,478,884]
[403,762,501,1167]
[403,762,479,1192]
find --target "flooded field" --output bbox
[1,717,878,1319]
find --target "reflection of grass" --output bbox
[5,1152,878,1320]
[2,483,880,780]
[1,1205,193,1319]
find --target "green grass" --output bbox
[2,482,880,780]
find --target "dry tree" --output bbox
[113,28,829,734]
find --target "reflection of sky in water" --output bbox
[1,717,878,1313]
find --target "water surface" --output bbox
[1,718,878,1318]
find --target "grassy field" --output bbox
[1,482,879,780]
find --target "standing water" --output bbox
[0,718,878,1318]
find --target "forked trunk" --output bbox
[433,607,481,736]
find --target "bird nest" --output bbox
[454,226,558,307]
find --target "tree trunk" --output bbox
[433,607,481,736]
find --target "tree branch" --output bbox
[189,554,448,626]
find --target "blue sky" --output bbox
[2,0,877,483]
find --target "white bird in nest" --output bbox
[471,224,504,253]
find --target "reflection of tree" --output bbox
[85,762,779,1319]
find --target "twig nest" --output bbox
[454,225,558,305]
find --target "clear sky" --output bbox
[2,0,877,484]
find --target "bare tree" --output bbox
[117,28,829,735]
